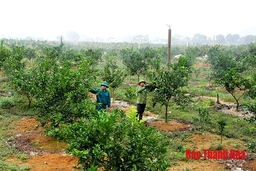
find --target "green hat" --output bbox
[138,80,146,84]
[101,81,109,87]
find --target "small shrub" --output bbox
[0,98,14,109]
[248,140,256,152]
[192,107,210,131]
[203,99,215,106]
[62,109,170,170]
[198,107,210,122]
[216,143,223,150]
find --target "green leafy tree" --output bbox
[141,47,160,70]
[24,47,36,60]
[4,45,98,126]
[207,46,253,110]
[142,47,162,81]
[151,56,192,122]
[245,73,256,99]
[82,48,103,62]
[36,58,97,128]
[249,43,256,57]
[122,48,147,82]
[184,46,199,65]
[146,56,161,81]
[10,68,39,108]
[0,40,11,69]
[2,46,35,107]
[247,43,256,69]
[61,48,81,62]
[171,46,185,58]
[102,56,127,102]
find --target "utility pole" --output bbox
[212,34,216,46]
[167,25,171,71]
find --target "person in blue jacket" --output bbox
[90,81,111,111]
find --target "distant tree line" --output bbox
[58,31,256,45]
[171,33,256,46]
[10,29,255,45]
[67,33,256,45]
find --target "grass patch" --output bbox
[0,160,30,171]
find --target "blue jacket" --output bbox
[90,88,111,110]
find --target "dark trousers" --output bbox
[136,104,146,121]
[96,103,107,111]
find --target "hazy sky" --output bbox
[1,0,255,40]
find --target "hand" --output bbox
[107,107,110,112]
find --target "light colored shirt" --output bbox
[136,86,147,104]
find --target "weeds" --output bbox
[0,160,30,171]
[17,153,28,162]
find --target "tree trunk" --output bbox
[165,105,168,123]
[230,92,240,111]
[27,96,32,109]
[235,98,239,111]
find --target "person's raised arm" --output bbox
[90,88,99,94]
[136,86,146,93]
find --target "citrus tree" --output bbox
[121,48,148,82]
[35,57,97,128]
[207,45,253,110]
[102,56,127,102]
[2,46,37,108]
[3,45,98,127]
[151,56,192,122]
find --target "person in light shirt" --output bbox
[136,80,149,121]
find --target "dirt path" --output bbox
[5,117,79,171]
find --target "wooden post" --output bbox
[216,93,220,104]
